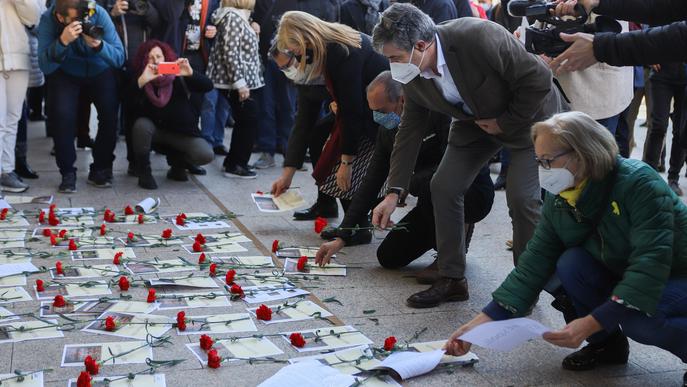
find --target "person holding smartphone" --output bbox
[128,39,214,189]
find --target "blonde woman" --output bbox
[445,112,687,385]
[274,11,388,230]
[207,0,264,178]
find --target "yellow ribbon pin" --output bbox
[611,201,620,216]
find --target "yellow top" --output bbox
[559,179,588,208]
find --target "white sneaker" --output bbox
[1,172,29,193]
[251,153,276,169]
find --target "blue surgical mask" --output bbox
[373,111,401,130]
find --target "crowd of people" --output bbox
[1,0,686,384]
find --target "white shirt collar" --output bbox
[420,34,445,80]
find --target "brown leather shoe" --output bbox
[415,260,439,284]
[406,277,469,308]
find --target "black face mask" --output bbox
[294,49,314,65]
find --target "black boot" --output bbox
[166,155,188,181]
[293,192,338,220]
[562,330,629,371]
[14,142,38,179]
[135,154,157,190]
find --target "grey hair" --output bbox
[371,3,436,53]
[532,111,619,181]
[367,71,403,102]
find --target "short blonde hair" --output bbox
[221,0,254,10]
[532,111,618,181]
[276,11,361,82]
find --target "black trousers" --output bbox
[222,88,261,169]
[643,79,687,180]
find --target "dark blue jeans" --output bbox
[255,60,295,154]
[46,69,119,175]
[556,247,687,362]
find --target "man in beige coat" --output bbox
[371,3,567,308]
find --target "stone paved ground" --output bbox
[4,114,685,387]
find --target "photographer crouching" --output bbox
[38,0,124,193]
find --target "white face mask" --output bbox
[390,46,426,84]
[539,166,575,195]
[282,64,300,81]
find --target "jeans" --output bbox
[597,114,620,135]
[222,88,261,169]
[0,70,29,174]
[255,60,296,154]
[46,69,119,175]
[200,88,230,148]
[556,247,687,362]
[642,79,687,179]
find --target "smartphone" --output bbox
[157,62,180,75]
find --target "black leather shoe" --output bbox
[562,330,629,371]
[187,165,206,175]
[14,162,39,179]
[293,202,338,221]
[415,259,439,285]
[213,146,229,156]
[167,167,188,182]
[77,136,95,149]
[406,277,469,308]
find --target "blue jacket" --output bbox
[38,4,124,77]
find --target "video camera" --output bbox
[77,0,105,40]
[508,0,621,57]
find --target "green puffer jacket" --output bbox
[492,157,687,316]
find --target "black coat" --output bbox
[325,34,389,155]
[411,0,457,23]
[130,72,213,136]
[340,0,389,35]
[593,0,687,66]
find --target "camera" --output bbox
[508,0,621,57]
[77,0,105,40]
[127,0,149,16]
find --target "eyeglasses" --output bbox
[535,150,572,170]
[276,55,296,71]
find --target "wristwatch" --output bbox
[385,187,404,197]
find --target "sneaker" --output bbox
[251,153,275,169]
[0,172,29,193]
[186,165,206,176]
[59,172,77,193]
[224,164,257,179]
[87,169,112,188]
[562,331,629,371]
[669,180,684,196]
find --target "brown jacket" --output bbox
[387,17,567,190]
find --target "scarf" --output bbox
[143,75,175,108]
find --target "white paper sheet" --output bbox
[251,190,307,213]
[61,341,153,366]
[374,349,445,380]
[0,262,39,278]
[458,318,551,351]
[67,374,166,387]
[0,370,44,387]
[258,360,356,387]
[281,325,373,353]
[242,284,309,304]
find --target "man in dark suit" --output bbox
[371,3,567,308]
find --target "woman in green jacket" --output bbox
[445,111,687,385]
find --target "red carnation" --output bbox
[256,304,272,321]
[68,239,77,251]
[296,256,308,272]
[56,261,64,275]
[84,355,99,375]
[229,283,244,297]
[105,316,116,331]
[146,288,156,303]
[200,334,213,350]
[209,263,217,276]
[256,190,263,195]
[289,332,306,348]
[383,336,397,351]
[38,210,46,224]
[48,213,59,226]
[271,239,279,253]
[195,233,206,244]
[53,295,66,307]
[50,234,58,246]
[59,229,68,239]
[103,209,112,222]
[99,224,107,236]
[127,232,135,242]
[124,205,134,215]
[42,228,52,237]
[118,276,130,291]
[113,251,123,265]
[225,269,236,285]
[0,208,8,220]
[207,349,222,368]
[175,214,186,226]
[177,311,187,331]
[314,216,328,234]
[198,253,207,264]
[161,228,172,239]
[49,204,56,213]
[77,371,92,387]
[137,214,144,224]
[192,241,203,252]
[36,279,44,292]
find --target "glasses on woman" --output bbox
[535,150,572,170]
